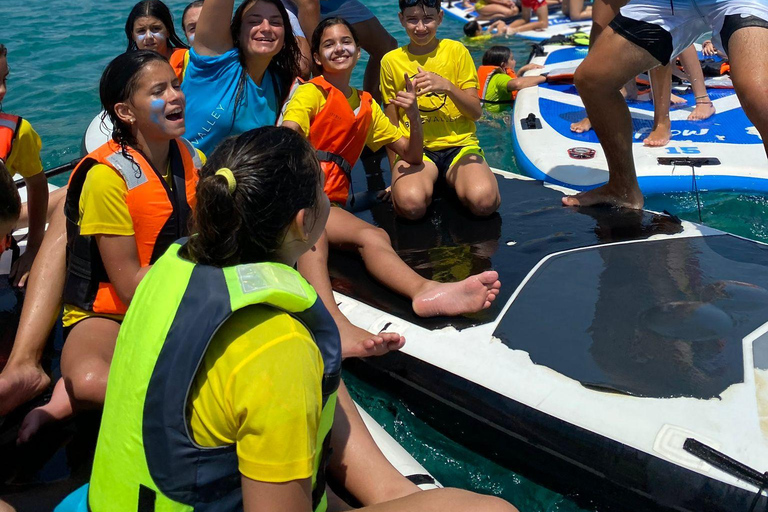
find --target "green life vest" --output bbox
[87,241,342,512]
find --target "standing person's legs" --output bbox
[678,45,715,121]
[643,64,673,146]
[565,26,661,208]
[570,0,628,133]
[724,24,768,157]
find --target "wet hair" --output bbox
[0,44,6,59]
[182,0,204,32]
[310,17,359,70]
[230,0,301,124]
[482,45,512,67]
[398,0,442,12]
[463,20,480,37]
[187,126,322,267]
[125,0,189,52]
[0,161,21,226]
[99,50,170,158]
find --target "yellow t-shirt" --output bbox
[281,81,402,152]
[5,118,43,179]
[188,305,324,482]
[380,39,480,150]
[62,148,206,327]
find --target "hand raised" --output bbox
[411,66,451,96]
[389,73,420,119]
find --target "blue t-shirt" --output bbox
[182,48,279,155]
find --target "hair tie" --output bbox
[215,168,237,195]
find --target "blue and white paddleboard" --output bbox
[512,45,767,194]
[442,1,591,41]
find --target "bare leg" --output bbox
[296,36,312,80]
[445,154,500,217]
[0,193,67,415]
[391,159,439,221]
[570,0,627,133]
[16,317,119,442]
[329,382,518,512]
[325,208,500,317]
[298,231,405,359]
[676,45,716,121]
[16,377,73,444]
[564,27,659,208]
[728,27,768,157]
[644,64,672,147]
[564,0,592,20]
[353,18,397,103]
[476,3,519,20]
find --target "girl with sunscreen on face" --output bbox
[16,50,204,445]
[0,43,48,289]
[281,18,501,359]
[126,0,190,81]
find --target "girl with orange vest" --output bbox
[0,43,49,288]
[281,18,501,357]
[125,0,190,82]
[477,46,546,114]
[17,50,203,443]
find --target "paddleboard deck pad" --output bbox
[331,160,768,511]
[442,1,591,41]
[512,45,767,194]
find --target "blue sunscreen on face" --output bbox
[150,99,166,126]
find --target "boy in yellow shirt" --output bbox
[381,0,500,221]
[0,43,48,287]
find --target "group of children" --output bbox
[0,0,521,510]
[461,0,591,36]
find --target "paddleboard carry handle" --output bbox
[521,113,542,130]
[683,438,768,511]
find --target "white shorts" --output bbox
[285,6,305,38]
[616,0,768,62]
[320,0,376,24]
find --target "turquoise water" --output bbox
[2,0,766,510]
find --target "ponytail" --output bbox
[187,127,322,267]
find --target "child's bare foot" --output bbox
[17,378,73,444]
[562,182,644,209]
[0,362,50,415]
[570,117,592,133]
[670,93,686,105]
[338,321,405,359]
[412,271,501,317]
[688,101,715,121]
[643,118,671,147]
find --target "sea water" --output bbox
[1,0,766,510]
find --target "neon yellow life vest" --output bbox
[87,241,342,512]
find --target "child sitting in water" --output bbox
[381,0,501,220]
[478,45,546,113]
[0,43,48,289]
[462,19,508,42]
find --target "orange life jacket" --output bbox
[0,113,21,163]
[477,66,518,103]
[305,76,373,205]
[168,48,189,82]
[63,138,201,316]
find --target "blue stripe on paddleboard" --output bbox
[544,46,589,65]
[538,97,761,145]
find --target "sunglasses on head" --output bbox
[402,0,440,9]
